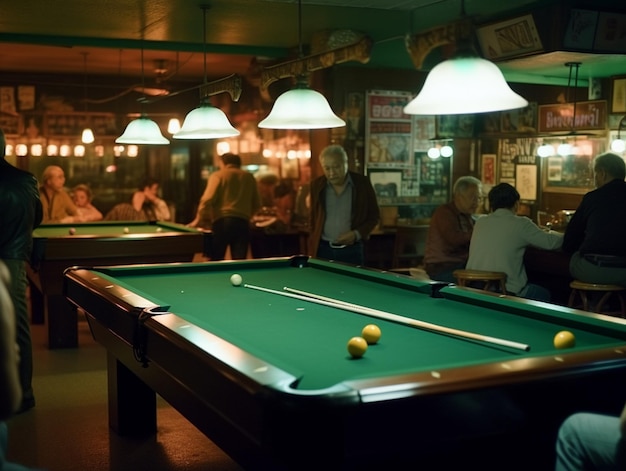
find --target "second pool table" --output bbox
[63,257,626,470]
[28,220,205,348]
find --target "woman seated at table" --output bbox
[104,177,171,222]
[466,182,563,302]
[71,184,103,222]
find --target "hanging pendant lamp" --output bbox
[404,56,528,115]
[115,35,169,145]
[258,0,345,130]
[403,0,528,116]
[258,77,345,129]
[173,5,239,140]
[80,52,95,144]
[116,116,170,145]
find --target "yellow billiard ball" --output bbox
[362,324,381,345]
[347,336,368,358]
[123,227,130,234]
[554,330,576,349]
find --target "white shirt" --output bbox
[466,208,563,294]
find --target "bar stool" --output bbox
[568,280,626,317]
[452,269,507,294]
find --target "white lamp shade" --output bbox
[81,128,95,144]
[258,88,346,129]
[404,57,529,115]
[611,138,625,153]
[115,117,170,145]
[173,105,239,139]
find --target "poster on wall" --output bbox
[516,164,537,201]
[499,137,539,201]
[365,90,416,205]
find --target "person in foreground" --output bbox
[423,176,482,283]
[466,182,563,302]
[189,153,261,260]
[0,261,44,470]
[308,145,380,266]
[563,152,626,286]
[555,401,626,470]
[0,129,43,413]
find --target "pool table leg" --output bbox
[46,294,78,349]
[107,352,157,437]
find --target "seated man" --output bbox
[466,183,563,302]
[423,176,482,283]
[563,152,626,286]
[39,165,79,223]
[104,177,171,222]
[555,401,626,470]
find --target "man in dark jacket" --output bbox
[0,128,43,412]
[309,145,379,266]
[563,152,626,286]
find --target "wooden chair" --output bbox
[391,225,429,270]
[568,280,626,317]
[452,269,507,294]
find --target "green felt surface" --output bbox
[95,259,626,391]
[34,221,199,237]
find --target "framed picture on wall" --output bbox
[481,154,497,185]
[611,76,626,114]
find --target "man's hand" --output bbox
[335,230,357,245]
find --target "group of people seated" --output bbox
[38,165,171,224]
[422,152,626,471]
[423,152,626,304]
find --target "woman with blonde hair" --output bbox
[71,184,103,222]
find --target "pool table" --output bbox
[63,257,626,470]
[28,221,205,348]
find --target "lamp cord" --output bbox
[202,5,208,84]
[298,0,303,58]
[565,62,581,132]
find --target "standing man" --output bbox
[309,145,380,266]
[39,165,79,223]
[189,153,261,260]
[0,128,43,413]
[423,176,482,283]
[563,152,626,286]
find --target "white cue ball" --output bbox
[230,274,243,286]
[123,227,130,234]
[156,227,163,232]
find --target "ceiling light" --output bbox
[116,116,170,145]
[258,0,345,130]
[115,35,169,145]
[80,52,95,144]
[404,57,528,115]
[403,0,528,116]
[259,78,346,129]
[174,5,239,140]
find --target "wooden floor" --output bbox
[5,316,244,471]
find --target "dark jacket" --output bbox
[0,159,43,261]
[308,171,380,256]
[563,179,626,256]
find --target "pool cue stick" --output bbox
[244,284,529,352]
[283,286,530,352]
